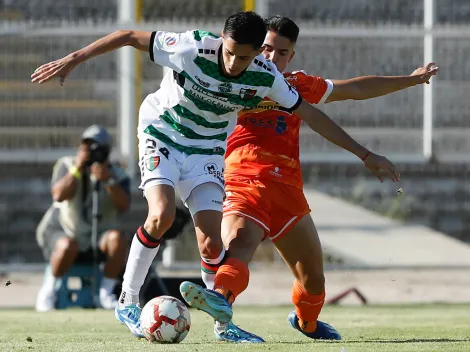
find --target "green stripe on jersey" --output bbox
[193,30,219,41]
[193,56,275,87]
[160,111,227,142]
[144,125,225,156]
[173,104,229,129]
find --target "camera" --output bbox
[88,142,110,164]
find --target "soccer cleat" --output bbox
[287,311,342,340]
[115,303,144,338]
[179,281,232,323]
[214,321,265,343]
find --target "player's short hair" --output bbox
[223,11,267,49]
[265,15,300,43]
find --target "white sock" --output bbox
[43,272,59,293]
[201,247,226,290]
[100,277,118,298]
[120,229,160,307]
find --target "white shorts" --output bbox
[138,130,225,205]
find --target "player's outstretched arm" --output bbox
[325,62,439,103]
[294,100,400,183]
[31,30,152,85]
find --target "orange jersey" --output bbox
[225,71,333,188]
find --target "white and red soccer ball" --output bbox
[140,296,191,343]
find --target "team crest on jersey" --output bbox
[165,36,177,47]
[218,82,232,93]
[146,156,160,171]
[239,88,257,101]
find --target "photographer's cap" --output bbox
[81,125,112,148]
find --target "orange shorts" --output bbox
[223,175,311,242]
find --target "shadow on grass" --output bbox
[270,338,470,345]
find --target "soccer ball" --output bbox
[140,295,191,343]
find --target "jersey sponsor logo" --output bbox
[238,115,288,135]
[146,156,160,171]
[268,166,282,178]
[195,75,210,88]
[239,88,257,101]
[187,84,236,112]
[204,162,224,185]
[218,82,232,93]
[275,116,287,135]
[239,100,293,116]
[165,36,177,47]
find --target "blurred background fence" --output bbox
[0,0,469,267]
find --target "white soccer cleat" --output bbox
[35,287,56,312]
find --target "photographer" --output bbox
[36,125,131,312]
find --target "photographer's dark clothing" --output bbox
[37,156,130,258]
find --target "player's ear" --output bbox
[288,50,295,64]
[221,30,225,39]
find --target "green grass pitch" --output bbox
[1,304,470,351]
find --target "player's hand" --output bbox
[75,144,90,171]
[31,54,78,86]
[410,62,439,85]
[363,152,400,183]
[90,160,111,181]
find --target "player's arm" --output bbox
[269,70,399,183]
[293,100,400,183]
[325,62,439,103]
[31,30,152,85]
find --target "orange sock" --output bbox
[291,280,325,333]
[213,258,249,305]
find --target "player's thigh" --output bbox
[223,176,271,238]
[145,184,177,234]
[186,182,225,257]
[138,133,181,196]
[267,183,310,243]
[274,214,325,293]
[222,214,265,264]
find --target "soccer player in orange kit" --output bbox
[180,15,438,343]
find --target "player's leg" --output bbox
[179,182,234,323]
[98,229,128,309]
[273,209,341,340]
[211,213,266,343]
[115,135,180,338]
[180,176,267,342]
[116,184,175,337]
[36,234,80,312]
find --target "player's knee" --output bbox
[54,236,79,256]
[299,272,325,295]
[198,234,223,259]
[105,230,127,249]
[226,227,259,253]
[145,208,175,238]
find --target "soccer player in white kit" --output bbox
[32,12,398,340]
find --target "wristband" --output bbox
[69,166,81,180]
[361,151,372,161]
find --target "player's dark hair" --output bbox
[223,12,267,49]
[265,15,299,43]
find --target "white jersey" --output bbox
[140,29,302,156]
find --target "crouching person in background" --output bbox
[36,125,131,312]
